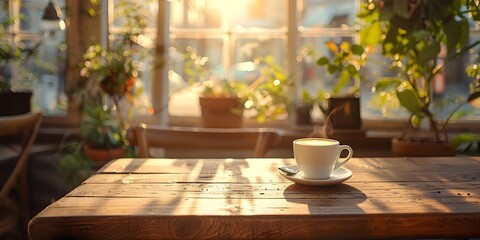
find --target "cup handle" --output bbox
[334,145,353,170]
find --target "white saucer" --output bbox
[279,166,352,186]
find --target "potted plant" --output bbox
[359,0,480,156]
[182,47,292,128]
[81,104,127,163]
[181,46,243,128]
[0,16,48,116]
[65,0,148,165]
[315,41,368,130]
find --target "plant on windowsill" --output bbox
[0,16,54,116]
[183,47,292,127]
[315,41,369,131]
[359,0,480,156]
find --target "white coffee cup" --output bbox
[293,138,353,179]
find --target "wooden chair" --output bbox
[127,124,281,158]
[0,112,42,238]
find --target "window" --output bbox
[107,0,480,127]
[1,0,67,115]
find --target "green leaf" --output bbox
[332,70,350,95]
[451,133,479,147]
[350,44,364,55]
[418,40,440,65]
[396,88,421,114]
[451,132,480,155]
[451,109,472,120]
[373,78,403,92]
[327,65,338,74]
[345,64,357,75]
[316,57,329,66]
[444,19,462,53]
[410,114,422,128]
[360,22,382,47]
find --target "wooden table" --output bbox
[29,157,480,239]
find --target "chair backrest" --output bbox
[0,112,42,201]
[127,124,281,158]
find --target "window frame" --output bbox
[108,0,480,132]
[0,0,81,128]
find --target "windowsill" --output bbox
[35,112,479,158]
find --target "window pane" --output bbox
[0,2,8,21]
[170,0,286,30]
[9,0,67,114]
[229,0,286,29]
[20,0,65,32]
[234,37,285,81]
[298,0,357,28]
[168,38,224,116]
[170,0,223,29]
[113,0,158,29]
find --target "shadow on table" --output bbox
[282,183,367,214]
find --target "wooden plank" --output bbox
[42,195,480,215]
[98,157,480,174]
[29,213,480,240]
[66,181,480,199]
[84,171,480,184]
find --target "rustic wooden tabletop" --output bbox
[29,157,480,239]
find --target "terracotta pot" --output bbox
[199,96,243,128]
[82,144,125,163]
[391,138,456,157]
[328,97,361,129]
[0,92,32,116]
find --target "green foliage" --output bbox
[0,16,55,92]
[181,46,292,123]
[183,46,213,88]
[396,86,421,115]
[301,90,315,106]
[241,56,292,123]
[466,63,480,95]
[316,41,367,96]
[359,0,480,142]
[81,105,126,148]
[451,133,480,155]
[80,44,136,97]
[80,0,151,103]
[58,141,94,187]
[372,77,402,92]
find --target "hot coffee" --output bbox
[293,138,353,179]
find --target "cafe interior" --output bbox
[1,0,480,239]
